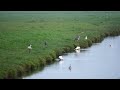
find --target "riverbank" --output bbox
[0,11,120,79]
[23,35,120,79]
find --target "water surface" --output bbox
[23,36,120,79]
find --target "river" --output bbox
[23,36,120,79]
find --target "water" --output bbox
[23,36,120,79]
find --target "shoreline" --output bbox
[1,11,120,79]
[3,30,120,79]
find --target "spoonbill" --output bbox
[75,46,80,50]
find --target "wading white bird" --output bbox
[28,44,32,53]
[85,36,88,40]
[75,46,80,50]
[59,56,63,61]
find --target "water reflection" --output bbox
[74,49,80,56]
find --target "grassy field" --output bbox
[0,11,120,79]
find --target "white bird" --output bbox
[59,56,63,61]
[75,46,80,50]
[28,44,32,53]
[85,36,87,40]
[28,44,32,49]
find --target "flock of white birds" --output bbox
[27,35,88,70]
[27,35,112,71]
[58,35,88,70]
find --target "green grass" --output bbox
[0,11,120,79]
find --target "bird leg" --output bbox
[29,49,31,53]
